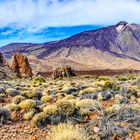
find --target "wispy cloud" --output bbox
[0,25,101,46]
[0,0,140,46]
[0,0,140,31]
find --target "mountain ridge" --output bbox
[1,21,140,72]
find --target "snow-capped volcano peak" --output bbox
[116,21,128,32]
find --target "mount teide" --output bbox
[1,21,140,72]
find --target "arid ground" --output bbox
[0,73,140,140]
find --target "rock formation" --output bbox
[0,52,14,80]
[0,53,5,65]
[11,53,33,78]
[52,66,76,79]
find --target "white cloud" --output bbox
[0,0,140,31]
[0,30,14,35]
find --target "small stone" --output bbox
[119,97,129,104]
[94,127,100,133]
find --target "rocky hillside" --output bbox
[1,21,140,71]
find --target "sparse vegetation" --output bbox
[33,77,45,85]
[31,112,47,127]
[5,103,19,111]
[0,107,10,125]
[102,81,113,90]
[41,95,53,103]
[6,88,19,96]
[23,110,36,120]
[12,95,25,104]
[0,73,140,139]
[79,87,99,95]
[48,123,89,140]
[19,99,36,110]
[43,104,58,115]
[76,99,101,111]
[56,100,75,116]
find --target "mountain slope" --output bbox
[1,21,140,71]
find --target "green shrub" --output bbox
[105,104,122,114]
[6,88,19,97]
[33,77,45,85]
[56,100,75,116]
[113,85,121,91]
[19,99,36,110]
[31,112,47,127]
[0,107,11,125]
[20,91,30,97]
[57,93,66,100]
[68,99,78,106]
[98,76,110,81]
[41,95,53,103]
[118,76,128,81]
[5,103,19,111]
[79,108,91,116]
[82,75,98,79]
[48,123,89,140]
[62,86,78,94]
[39,104,47,111]
[76,99,101,111]
[127,75,136,80]
[102,81,113,90]
[12,95,25,104]
[23,110,36,120]
[63,95,75,100]
[26,91,42,99]
[43,105,58,115]
[79,87,98,95]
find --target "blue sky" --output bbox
[0,0,140,47]
[0,25,102,47]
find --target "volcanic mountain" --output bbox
[1,21,140,72]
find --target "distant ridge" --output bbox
[1,21,140,71]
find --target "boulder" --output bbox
[52,66,76,79]
[11,53,33,78]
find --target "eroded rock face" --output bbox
[11,53,33,78]
[52,66,76,79]
[0,52,5,65]
[0,52,14,80]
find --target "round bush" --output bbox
[33,77,45,85]
[5,103,19,111]
[41,95,53,103]
[43,105,58,115]
[31,112,47,127]
[76,99,101,111]
[13,95,25,104]
[26,90,42,99]
[56,100,75,116]
[23,110,35,120]
[48,123,89,140]
[0,107,11,125]
[19,99,36,110]
[6,88,19,97]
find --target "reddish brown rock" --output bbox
[52,66,75,79]
[11,53,33,78]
